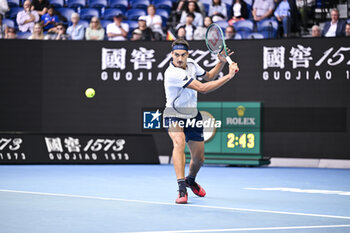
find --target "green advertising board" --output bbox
[185,102,269,166]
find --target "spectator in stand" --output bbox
[0,14,7,38]
[194,16,212,40]
[17,0,40,32]
[225,25,236,40]
[145,4,163,40]
[106,12,129,41]
[0,0,9,17]
[130,28,142,40]
[176,13,196,40]
[322,8,346,37]
[179,1,203,27]
[228,0,249,25]
[85,17,104,40]
[346,23,350,37]
[274,0,291,37]
[133,15,155,41]
[208,0,227,22]
[176,26,186,39]
[311,25,321,37]
[296,0,315,34]
[28,22,44,39]
[46,22,70,40]
[252,0,274,23]
[5,27,16,39]
[176,0,206,18]
[31,0,49,17]
[67,13,85,40]
[41,5,59,31]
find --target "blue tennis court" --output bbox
[1,165,350,233]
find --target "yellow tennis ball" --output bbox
[85,88,95,98]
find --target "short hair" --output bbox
[71,12,80,19]
[212,0,221,6]
[226,25,235,32]
[331,8,339,14]
[23,0,31,5]
[172,38,190,50]
[312,25,320,31]
[148,4,156,10]
[187,12,195,18]
[56,22,66,29]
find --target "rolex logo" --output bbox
[236,106,246,117]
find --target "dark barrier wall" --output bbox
[0,133,159,164]
[0,38,349,159]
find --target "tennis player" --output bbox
[164,38,239,204]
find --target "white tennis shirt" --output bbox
[164,58,206,119]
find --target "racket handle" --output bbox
[226,56,233,65]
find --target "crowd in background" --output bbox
[0,0,349,40]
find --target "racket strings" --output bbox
[206,25,224,55]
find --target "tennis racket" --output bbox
[205,23,234,65]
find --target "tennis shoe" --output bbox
[185,179,206,197]
[175,190,188,204]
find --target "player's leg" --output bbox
[186,140,206,197]
[168,124,188,204]
[187,140,205,178]
[168,124,186,179]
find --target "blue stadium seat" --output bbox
[78,19,90,28]
[130,0,150,10]
[202,3,209,14]
[7,0,20,7]
[246,3,253,18]
[103,8,123,20]
[221,0,232,6]
[125,9,146,20]
[89,0,107,8]
[3,19,15,29]
[109,0,128,12]
[156,9,169,19]
[156,8,169,27]
[67,0,86,8]
[236,31,250,39]
[153,0,172,13]
[6,7,23,19]
[257,19,278,38]
[220,0,232,18]
[215,20,228,31]
[80,8,99,20]
[234,33,242,40]
[246,32,264,39]
[234,19,254,33]
[49,0,65,8]
[100,19,112,28]
[200,0,211,5]
[16,31,31,39]
[56,8,76,22]
[123,20,138,31]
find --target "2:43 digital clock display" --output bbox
[222,132,260,154]
[227,133,255,149]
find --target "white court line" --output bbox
[1,189,350,221]
[245,187,350,196]
[126,224,350,233]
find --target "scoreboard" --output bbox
[185,102,269,166]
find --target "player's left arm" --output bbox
[203,49,234,82]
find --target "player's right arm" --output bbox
[187,62,239,94]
